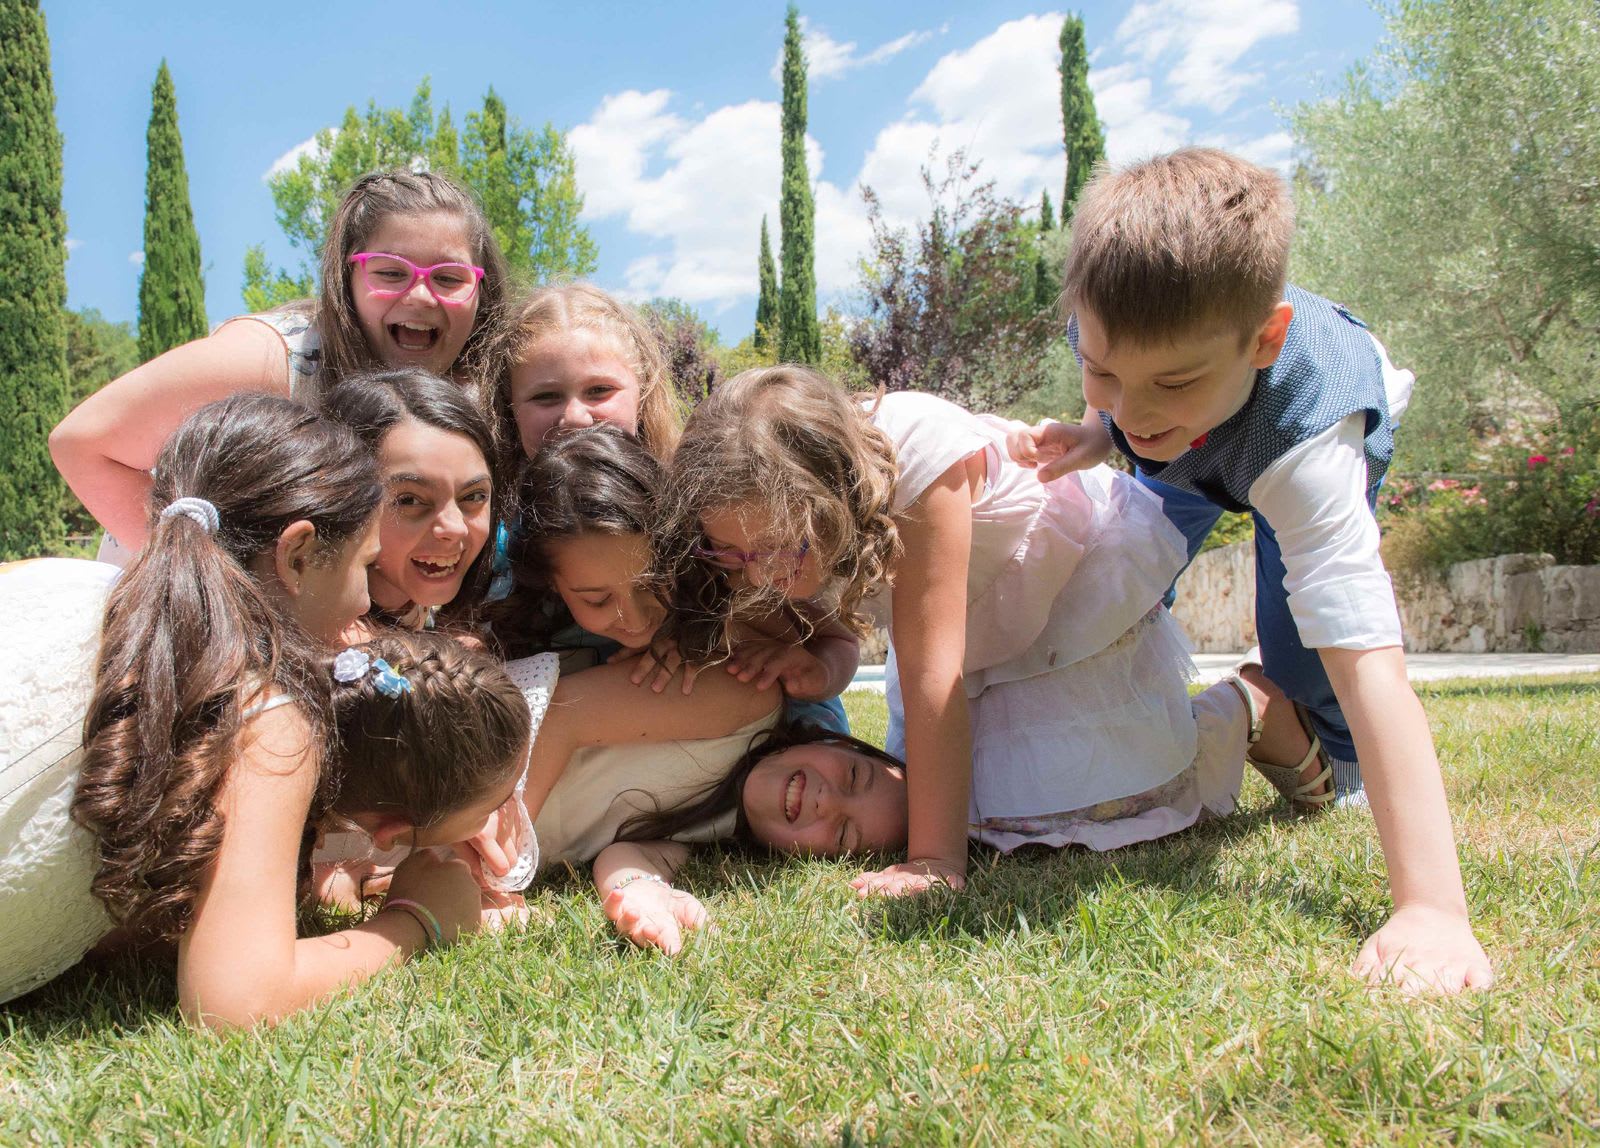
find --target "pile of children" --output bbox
[0,149,1490,1028]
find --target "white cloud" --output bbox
[1090,61,1191,164]
[264,131,332,181]
[128,251,144,266]
[771,18,937,84]
[1115,0,1299,113]
[64,237,83,254]
[1228,129,1295,175]
[573,90,862,310]
[850,13,1067,232]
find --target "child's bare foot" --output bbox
[1236,666,1334,808]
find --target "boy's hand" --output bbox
[1353,904,1494,995]
[613,640,703,695]
[727,639,830,700]
[1007,418,1113,482]
[602,880,708,955]
[850,858,967,898]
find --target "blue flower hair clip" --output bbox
[371,658,412,698]
[331,647,412,698]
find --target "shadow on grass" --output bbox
[2,949,178,1039]
[1412,676,1600,702]
[668,798,1376,951]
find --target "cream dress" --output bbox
[0,559,121,1003]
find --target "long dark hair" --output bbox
[494,423,662,656]
[613,721,906,850]
[329,631,530,824]
[73,395,381,939]
[321,366,503,623]
[316,169,513,409]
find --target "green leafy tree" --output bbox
[1034,191,1058,312]
[0,0,69,558]
[753,215,779,354]
[60,309,138,535]
[137,60,208,363]
[778,6,820,364]
[246,79,595,307]
[1292,0,1600,468]
[1059,13,1104,219]
[1040,189,1055,232]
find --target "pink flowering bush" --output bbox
[1381,409,1600,579]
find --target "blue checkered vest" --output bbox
[1072,285,1395,514]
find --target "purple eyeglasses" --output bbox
[692,538,810,573]
[348,252,485,306]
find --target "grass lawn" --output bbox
[3,675,1597,1144]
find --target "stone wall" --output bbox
[1169,541,1600,653]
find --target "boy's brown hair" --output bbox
[1063,147,1295,346]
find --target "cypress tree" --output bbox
[777,5,820,364]
[1040,189,1056,231]
[137,60,207,363]
[754,215,778,353]
[1059,13,1105,219]
[0,0,69,558]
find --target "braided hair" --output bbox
[328,631,531,827]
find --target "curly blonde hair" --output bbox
[497,283,684,463]
[653,365,901,661]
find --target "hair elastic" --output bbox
[159,497,220,534]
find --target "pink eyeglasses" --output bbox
[348,252,485,306]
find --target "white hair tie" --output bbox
[159,497,221,534]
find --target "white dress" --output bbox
[867,391,1220,851]
[0,559,121,1003]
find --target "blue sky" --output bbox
[45,1,1386,341]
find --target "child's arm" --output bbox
[48,320,291,547]
[853,456,980,897]
[1320,647,1493,993]
[522,660,781,825]
[1006,408,1114,482]
[592,840,705,955]
[178,706,490,1028]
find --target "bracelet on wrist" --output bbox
[608,872,669,896]
[386,897,442,950]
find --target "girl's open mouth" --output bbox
[411,555,461,581]
[390,321,440,352]
[784,770,805,823]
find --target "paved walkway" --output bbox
[846,653,1600,693]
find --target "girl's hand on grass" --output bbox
[1353,904,1494,995]
[727,639,829,699]
[386,851,486,945]
[615,640,703,695]
[851,858,967,898]
[602,881,708,955]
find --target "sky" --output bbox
[44,1,1387,342]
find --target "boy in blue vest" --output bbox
[1011,148,1491,994]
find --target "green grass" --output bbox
[4,676,1598,1144]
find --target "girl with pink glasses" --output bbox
[50,170,511,560]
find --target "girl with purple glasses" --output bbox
[51,170,511,561]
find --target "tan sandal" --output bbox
[1224,674,1335,812]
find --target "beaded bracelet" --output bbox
[608,872,670,896]
[386,898,442,950]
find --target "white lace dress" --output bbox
[0,559,121,1003]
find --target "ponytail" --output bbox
[73,394,381,939]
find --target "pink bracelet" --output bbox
[386,898,442,950]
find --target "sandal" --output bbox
[1224,673,1335,812]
